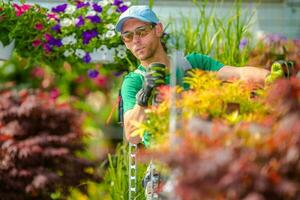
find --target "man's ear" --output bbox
[155,23,164,37]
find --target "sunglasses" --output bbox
[121,24,156,43]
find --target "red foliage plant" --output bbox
[0,89,101,200]
[248,35,300,74]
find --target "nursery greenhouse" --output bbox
[0,0,299,200]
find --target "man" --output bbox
[115,5,270,145]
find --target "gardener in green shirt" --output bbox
[115,5,270,145]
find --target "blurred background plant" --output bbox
[248,33,300,72]
[167,0,253,67]
[0,89,102,200]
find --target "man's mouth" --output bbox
[135,47,144,54]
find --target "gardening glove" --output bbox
[265,61,285,84]
[136,63,166,107]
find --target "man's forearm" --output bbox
[237,66,270,83]
[217,66,270,84]
[124,104,147,144]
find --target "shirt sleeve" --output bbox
[186,52,224,71]
[121,73,143,113]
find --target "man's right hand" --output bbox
[136,63,166,107]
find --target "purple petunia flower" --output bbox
[117,5,128,13]
[43,43,52,53]
[239,38,248,50]
[92,3,102,12]
[86,15,101,24]
[51,24,61,33]
[77,2,90,9]
[51,4,67,13]
[76,16,85,27]
[268,34,281,43]
[83,53,91,63]
[113,0,123,6]
[49,37,62,47]
[82,29,98,45]
[87,69,99,78]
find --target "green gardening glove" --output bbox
[265,61,285,84]
[136,63,166,107]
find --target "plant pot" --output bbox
[0,39,15,60]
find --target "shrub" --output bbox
[0,89,101,200]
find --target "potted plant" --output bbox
[8,3,50,63]
[0,1,17,60]
[46,0,136,73]
[0,2,48,62]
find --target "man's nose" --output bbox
[132,33,141,44]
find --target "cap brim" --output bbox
[115,16,154,32]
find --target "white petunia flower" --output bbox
[105,30,116,38]
[63,49,74,57]
[123,1,131,6]
[99,45,108,52]
[60,18,73,27]
[117,51,126,59]
[62,34,77,45]
[75,49,85,58]
[116,45,127,52]
[98,0,113,7]
[65,5,76,14]
[86,10,97,17]
[106,23,115,30]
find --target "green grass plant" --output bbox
[66,143,147,200]
[168,0,255,67]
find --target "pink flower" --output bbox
[44,33,52,41]
[50,88,60,100]
[93,75,108,88]
[47,13,59,21]
[31,67,44,78]
[75,76,86,83]
[32,39,42,47]
[35,23,44,31]
[13,3,32,16]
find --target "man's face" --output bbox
[121,18,161,62]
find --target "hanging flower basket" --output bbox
[0,39,14,60]
[46,0,134,68]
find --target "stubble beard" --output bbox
[138,46,156,62]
